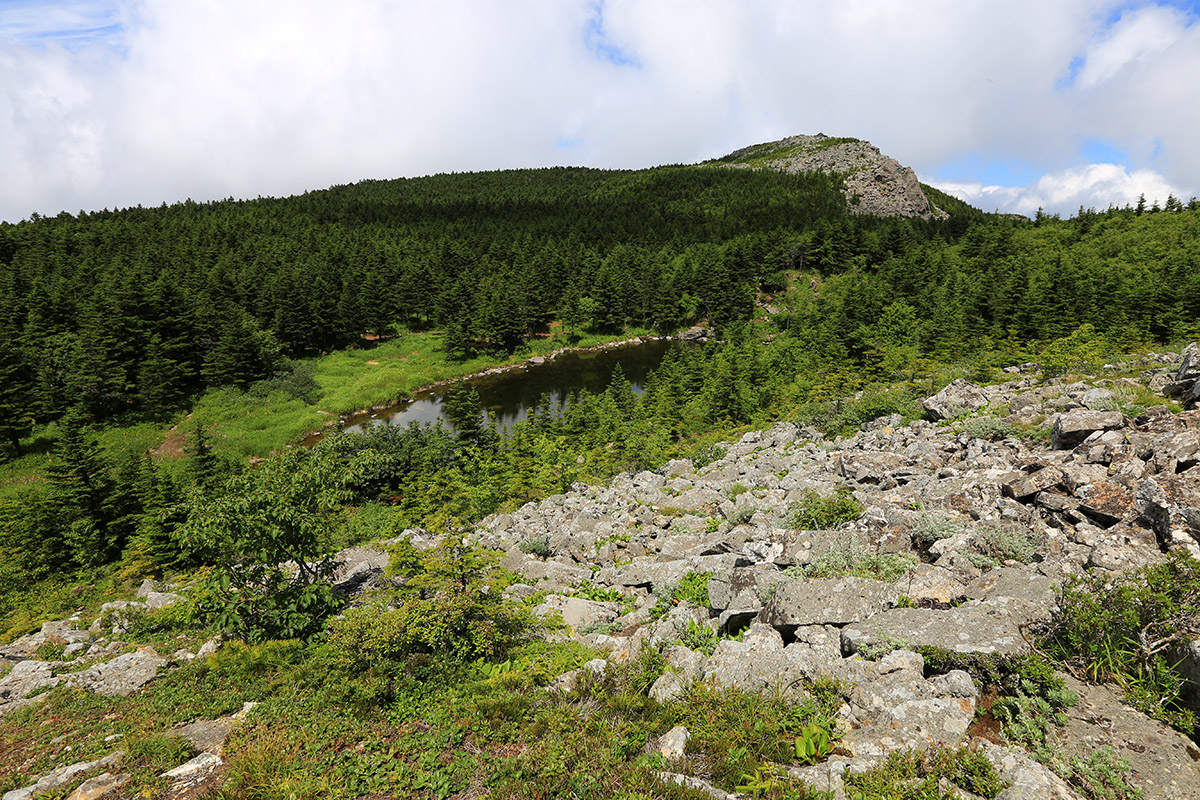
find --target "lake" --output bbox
[317,337,687,441]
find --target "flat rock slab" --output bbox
[0,660,60,701]
[1052,410,1125,449]
[1057,675,1200,800]
[65,772,130,800]
[760,577,898,627]
[841,601,1031,656]
[66,650,169,697]
[533,595,621,628]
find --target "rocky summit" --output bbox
[5,352,1200,798]
[712,133,948,220]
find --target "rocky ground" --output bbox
[4,347,1200,799]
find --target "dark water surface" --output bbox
[327,338,684,439]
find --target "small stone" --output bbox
[657,725,690,759]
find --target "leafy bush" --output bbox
[796,387,922,437]
[326,538,537,670]
[179,446,380,641]
[673,571,713,608]
[788,486,863,529]
[1040,324,1113,378]
[1040,552,1200,734]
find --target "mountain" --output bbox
[708,133,948,220]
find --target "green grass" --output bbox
[0,633,847,800]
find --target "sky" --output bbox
[1,0,1199,224]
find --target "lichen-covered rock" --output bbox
[66,650,169,697]
[841,600,1030,656]
[1051,410,1126,449]
[977,742,1085,800]
[922,379,988,421]
[533,595,621,629]
[760,577,898,628]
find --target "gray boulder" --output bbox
[760,577,898,628]
[923,379,988,421]
[66,650,169,697]
[533,595,621,629]
[1051,410,1125,449]
[842,599,1032,656]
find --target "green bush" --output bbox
[789,486,864,529]
[1040,324,1113,378]
[673,571,713,608]
[326,538,536,670]
[1040,552,1200,735]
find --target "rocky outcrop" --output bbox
[711,134,948,220]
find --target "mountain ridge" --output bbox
[708,133,949,221]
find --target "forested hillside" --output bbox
[2,162,1197,450]
[1,160,1199,627]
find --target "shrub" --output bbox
[956,416,1018,441]
[912,511,959,546]
[844,746,1008,799]
[327,538,537,670]
[178,446,379,641]
[1040,552,1200,734]
[1040,324,1113,378]
[518,532,552,558]
[973,521,1043,564]
[788,486,863,529]
[673,571,713,608]
[727,505,757,527]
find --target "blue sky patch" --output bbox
[0,0,125,51]
[584,0,639,67]
[1079,138,1130,165]
[934,154,1042,188]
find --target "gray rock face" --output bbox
[979,742,1086,800]
[533,595,622,629]
[1057,675,1200,800]
[2,753,122,800]
[714,134,947,220]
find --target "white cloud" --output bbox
[0,0,1196,222]
[1074,4,1185,89]
[936,162,1190,216]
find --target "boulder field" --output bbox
[5,349,1200,798]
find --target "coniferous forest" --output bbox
[1,162,1199,634]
